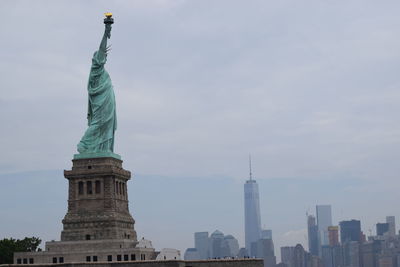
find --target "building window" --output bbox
[86,256,91,262]
[17,259,21,264]
[119,182,122,195]
[140,254,146,260]
[117,255,122,261]
[86,234,91,240]
[59,257,64,263]
[78,181,84,195]
[29,258,34,264]
[52,258,57,263]
[93,256,98,262]
[131,254,136,261]
[107,255,112,262]
[116,181,119,194]
[124,255,128,261]
[95,180,101,194]
[122,183,125,196]
[87,181,92,194]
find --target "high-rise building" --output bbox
[194,232,209,259]
[321,245,343,267]
[262,229,273,240]
[254,238,276,267]
[340,220,361,243]
[386,216,396,237]
[292,244,307,267]
[281,246,295,267]
[316,205,332,247]
[222,235,239,257]
[343,241,360,267]
[328,226,339,246]
[209,230,224,258]
[244,157,261,254]
[376,223,389,236]
[308,215,319,256]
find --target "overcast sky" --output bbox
[1,0,400,259]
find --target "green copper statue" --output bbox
[75,13,120,159]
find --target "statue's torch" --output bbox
[104,13,114,24]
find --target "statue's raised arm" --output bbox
[76,13,119,159]
[98,23,112,60]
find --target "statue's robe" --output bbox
[77,51,117,153]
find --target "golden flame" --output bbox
[104,12,113,18]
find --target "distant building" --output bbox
[292,244,307,267]
[360,240,382,267]
[281,244,321,267]
[222,235,240,257]
[386,216,396,237]
[328,226,339,246]
[378,255,395,267]
[308,215,319,256]
[204,230,241,259]
[253,238,276,267]
[321,245,343,267]
[184,248,199,260]
[156,248,181,260]
[317,205,332,248]
[376,223,389,236]
[238,247,249,258]
[343,241,360,267]
[244,163,262,255]
[210,230,225,258]
[340,220,361,243]
[262,230,273,240]
[281,246,295,267]
[195,232,209,259]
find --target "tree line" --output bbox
[0,237,41,264]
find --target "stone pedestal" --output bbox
[15,157,156,264]
[62,157,137,243]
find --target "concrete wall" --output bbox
[2,259,263,267]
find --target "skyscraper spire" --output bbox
[249,154,253,180]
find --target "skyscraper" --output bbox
[194,232,209,259]
[340,220,361,243]
[281,246,295,267]
[210,230,224,258]
[307,215,319,256]
[376,223,389,236]
[261,229,273,240]
[328,226,339,246]
[386,216,396,237]
[316,205,332,247]
[244,156,262,254]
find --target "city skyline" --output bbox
[1,0,400,262]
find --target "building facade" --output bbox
[316,205,332,248]
[244,177,262,254]
[195,232,209,259]
[340,220,361,243]
[308,215,319,256]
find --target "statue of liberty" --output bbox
[76,14,119,159]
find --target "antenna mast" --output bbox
[249,154,253,180]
